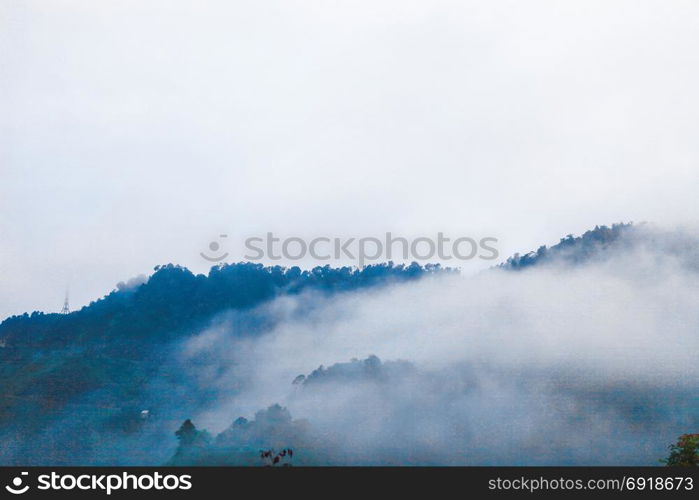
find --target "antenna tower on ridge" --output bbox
[61,289,70,314]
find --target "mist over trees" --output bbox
[500,222,634,270]
[0,262,444,464]
[0,224,696,465]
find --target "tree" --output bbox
[663,434,699,466]
[260,448,293,466]
[175,419,211,447]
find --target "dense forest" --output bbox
[1,223,696,466]
[0,262,446,464]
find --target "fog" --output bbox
[3,0,699,318]
[1,225,696,465]
[4,0,699,466]
[166,226,699,464]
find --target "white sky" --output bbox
[1,0,698,318]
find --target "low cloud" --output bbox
[177,225,699,464]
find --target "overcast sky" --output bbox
[1,0,698,318]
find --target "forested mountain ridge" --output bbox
[500,222,634,270]
[3,222,691,466]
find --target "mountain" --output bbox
[1,222,695,466]
[499,222,634,270]
[0,262,445,464]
